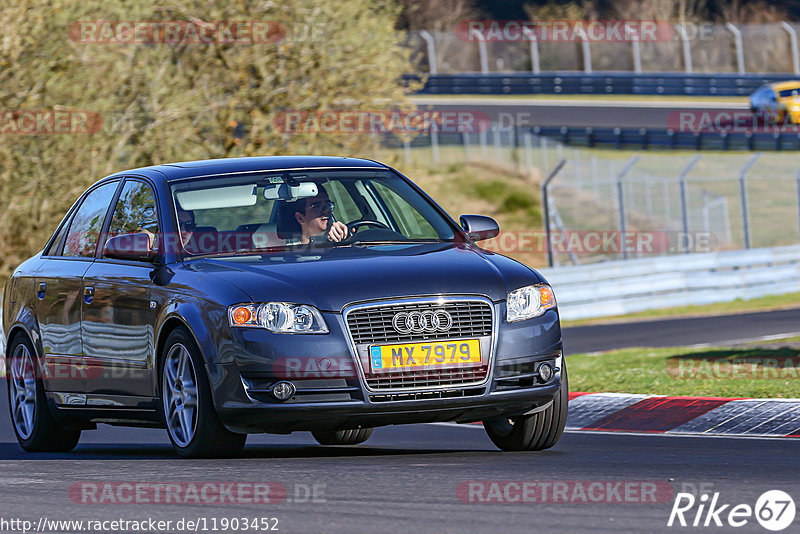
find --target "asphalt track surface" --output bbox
[562,307,800,354]
[1,308,799,532]
[413,98,750,129]
[0,408,798,534]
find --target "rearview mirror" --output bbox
[264,182,318,201]
[460,215,500,241]
[103,233,157,262]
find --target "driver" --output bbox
[291,186,350,244]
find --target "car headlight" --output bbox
[228,302,329,334]
[506,284,556,323]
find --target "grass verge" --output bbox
[568,345,800,398]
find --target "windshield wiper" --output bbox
[347,239,451,247]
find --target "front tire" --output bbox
[312,428,373,446]
[7,335,80,452]
[483,361,569,452]
[160,327,246,458]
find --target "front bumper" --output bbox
[214,384,560,433]
[208,303,563,434]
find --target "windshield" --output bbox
[778,88,800,98]
[169,169,458,257]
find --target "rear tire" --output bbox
[159,327,246,458]
[484,361,569,452]
[7,335,81,452]
[312,427,373,446]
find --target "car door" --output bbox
[82,178,160,406]
[35,180,120,400]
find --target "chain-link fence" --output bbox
[410,23,800,74]
[380,126,800,266]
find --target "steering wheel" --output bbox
[347,220,390,235]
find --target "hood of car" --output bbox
[189,243,543,311]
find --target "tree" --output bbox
[0,0,414,278]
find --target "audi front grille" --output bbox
[343,297,495,393]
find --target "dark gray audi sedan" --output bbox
[3,156,566,457]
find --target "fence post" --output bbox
[615,156,641,259]
[578,33,592,73]
[674,24,693,74]
[492,125,502,164]
[725,23,745,74]
[479,127,489,159]
[782,22,800,75]
[469,28,489,74]
[523,130,533,172]
[403,139,411,166]
[541,159,567,268]
[631,39,642,73]
[463,132,471,162]
[739,152,761,249]
[796,169,800,241]
[678,155,701,253]
[430,130,440,165]
[418,30,438,75]
[522,27,540,73]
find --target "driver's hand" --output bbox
[326,221,350,242]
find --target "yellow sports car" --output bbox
[750,81,800,123]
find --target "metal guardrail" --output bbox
[541,244,800,320]
[532,126,800,151]
[410,72,798,96]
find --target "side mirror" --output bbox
[103,233,157,262]
[459,215,499,241]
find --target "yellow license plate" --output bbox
[370,339,481,371]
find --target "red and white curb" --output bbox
[566,392,800,438]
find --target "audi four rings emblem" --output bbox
[392,310,453,334]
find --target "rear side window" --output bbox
[45,214,74,256]
[63,181,119,257]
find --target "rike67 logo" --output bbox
[668,490,796,531]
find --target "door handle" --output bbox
[83,286,94,304]
[37,283,46,300]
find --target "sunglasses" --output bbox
[179,219,196,231]
[307,200,335,213]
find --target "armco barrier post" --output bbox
[418,30,438,75]
[615,156,640,259]
[739,152,761,249]
[678,155,701,253]
[541,159,567,268]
